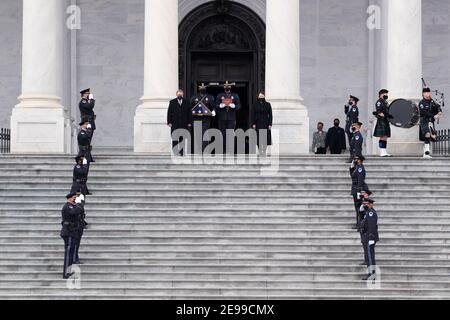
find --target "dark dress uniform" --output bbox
[78,128,94,163]
[216,92,241,151]
[345,105,359,145]
[350,131,363,160]
[70,163,89,196]
[350,164,369,224]
[326,126,347,154]
[60,200,84,278]
[361,208,379,273]
[79,98,96,139]
[190,93,216,153]
[373,98,391,138]
[251,99,273,153]
[419,98,442,141]
[167,98,193,156]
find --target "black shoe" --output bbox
[362,273,376,281]
[63,273,74,279]
[351,224,358,230]
[91,160,96,163]
[86,192,93,196]
[359,262,367,266]
[74,260,83,265]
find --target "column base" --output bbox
[10,96,69,154]
[386,125,423,155]
[271,99,310,155]
[134,99,171,153]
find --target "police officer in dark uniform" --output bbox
[349,122,363,163]
[190,83,216,153]
[60,192,84,279]
[345,95,360,146]
[79,88,96,141]
[70,155,90,196]
[73,192,87,265]
[78,119,94,164]
[350,155,369,229]
[419,87,443,158]
[361,198,379,281]
[374,89,392,157]
[216,81,241,153]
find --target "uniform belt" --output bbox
[74,179,87,183]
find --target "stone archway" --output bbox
[179,1,266,102]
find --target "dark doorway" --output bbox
[179,1,266,123]
[179,1,266,154]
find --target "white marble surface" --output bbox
[1,0,450,151]
[135,0,179,153]
[10,0,69,154]
[379,0,423,155]
[266,0,310,154]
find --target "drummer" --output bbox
[373,89,392,157]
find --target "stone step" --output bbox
[2,280,450,290]
[0,225,448,233]
[0,236,447,245]
[0,264,448,273]
[1,243,444,251]
[0,189,446,197]
[2,217,450,225]
[0,250,447,259]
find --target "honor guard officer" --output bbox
[374,89,393,157]
[349,122,364,163]
[345,95,360,146]
[216,81,241,152]
[361,198,379,281]
[74,192,87,265]
[70,155,90,197]
[190,83,216,153]
[60,192,84,279]
[79,88,97,141]
[350,155,369,229]
[78,119,94,164]
[419,87,443,159]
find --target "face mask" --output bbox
[334,122,339,127]
[363,205,369,211]
[351,127,357,132]
[383,95,389,100]
[177,96,183,100]
[258,97,265,101]
[199,89,206,95]
[349,101,354,106]
[225,89,231,93]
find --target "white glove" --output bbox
[75,196,82,204]
[350,161,356,169]
[369,240,375,246]
[220,103,226,109]
[356,193,361,199]
[87,124,92,129]
[89,94,94,100]
[82,158,88,165]
[230,103,236,109]
[211,110,216,117]
[79,194,85,202]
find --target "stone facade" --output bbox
[1,0,449,153]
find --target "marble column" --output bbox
[11,0,69,154]
[265,0,309,154]
[379,0,422,155]
[134,0,179,153]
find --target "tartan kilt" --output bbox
[419,121,434,142]
[373,118,391,138]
